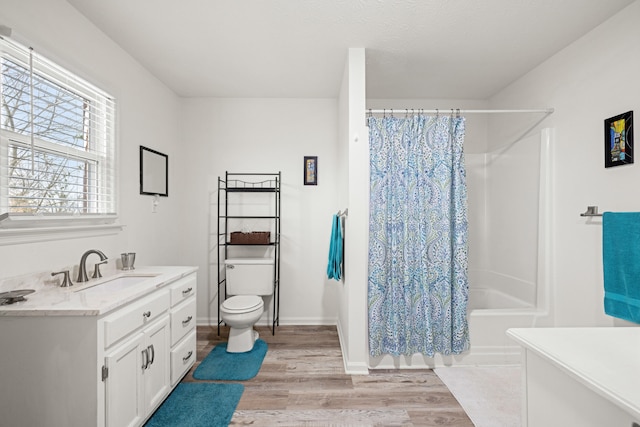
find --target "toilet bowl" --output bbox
[220,295,264,353]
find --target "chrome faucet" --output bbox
[77,249,108,283]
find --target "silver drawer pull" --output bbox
[182,287,193,295]
[183,350,193,362]
[143,311,151,318]
[182,316,193,326]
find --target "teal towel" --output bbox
[327,214,343,280]
[602,212,640,323]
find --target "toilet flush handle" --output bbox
[226,264,235,269]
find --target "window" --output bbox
[0,38,116,228]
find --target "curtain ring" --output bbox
[435,109,439,117]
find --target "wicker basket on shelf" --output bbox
[230,231,271,244]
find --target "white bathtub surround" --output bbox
[434,366,521,427]
[468,270,536,309]
[467,287,533,311]
[507,327,640,427]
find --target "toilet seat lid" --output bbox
[222,295,263,312]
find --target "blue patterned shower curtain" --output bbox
[368,115,469,357]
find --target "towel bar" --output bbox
[580,206,603,217]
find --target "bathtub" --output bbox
[464,277,550,366]
[369,285,548,369]
[467,287,532,311]
[369,267,551,369]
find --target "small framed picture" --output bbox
[303,156,317,185]
[604,111,633,168]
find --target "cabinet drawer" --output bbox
[170,297,196,346]
[169,274,197,307]
[104,290,170,348]
[171,330,196,385]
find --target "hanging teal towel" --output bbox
[327,214,343,280]
[602,212,640,323]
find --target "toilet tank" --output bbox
[224,258,274,296]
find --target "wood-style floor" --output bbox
[183,325,473,426]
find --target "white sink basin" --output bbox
[74,274,159,294]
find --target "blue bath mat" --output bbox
[193,339,268,381]
[144,382,243,427]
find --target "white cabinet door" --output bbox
[105,332,145,427]
[105,315,171,427]
[143,314,171,413]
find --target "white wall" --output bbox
[336,48,369,374]
[1,1,343,331]
[489,0,640,326]
[336,54,352,360]
[0,1,182,278]
[178,98,340,325]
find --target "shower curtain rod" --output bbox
[367,108,554,115]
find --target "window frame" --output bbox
[0,38,120,242]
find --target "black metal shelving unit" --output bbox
[217,172,281,335]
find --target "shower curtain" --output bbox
[368,114,469,357]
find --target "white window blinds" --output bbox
[0,37,117,224]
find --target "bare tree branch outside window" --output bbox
[1,58,95,214]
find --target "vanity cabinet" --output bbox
[508,327,640,427]
[0,267,197,427]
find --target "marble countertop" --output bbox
[507,327,640,422]
[0,266,197,316]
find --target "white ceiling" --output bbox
[67,0,635,99]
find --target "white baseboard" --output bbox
[336,318,370,375]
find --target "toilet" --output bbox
[221,258,274,353]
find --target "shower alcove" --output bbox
[365,110,555,368]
